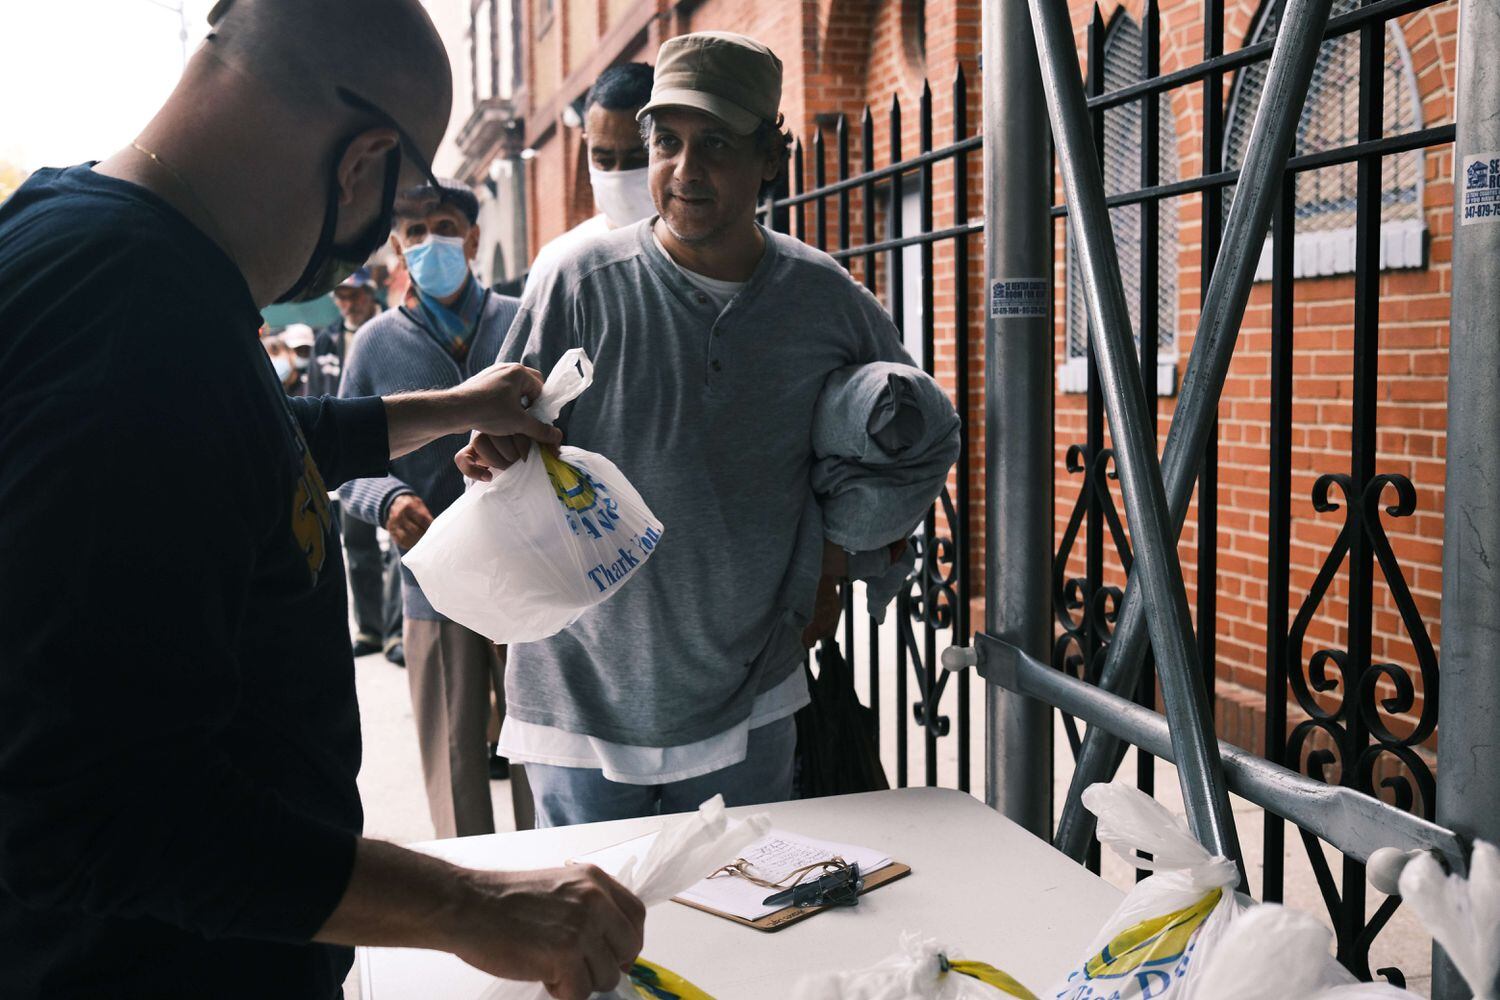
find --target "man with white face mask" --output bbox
[280,323,316,395]
[338,178,528,839]
[522,62,654,296]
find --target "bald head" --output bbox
[204,0,452,159]
[92,0,459,308]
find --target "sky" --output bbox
[0,1,219,173]
[0,0,462,175]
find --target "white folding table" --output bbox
[359,787,1123,999]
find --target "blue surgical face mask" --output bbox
[404,235,471,298]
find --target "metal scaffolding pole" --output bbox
[1052,0,1338,861]
[978,632,1465,870]
[1435,1,1500,995]
[1026,0,1241,864]
[981,0,1054,838]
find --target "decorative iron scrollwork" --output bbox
[1286,470,1439,980]
[897,486,964,739]
[1052,445,1137,753]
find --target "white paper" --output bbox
[577,828,892,923]
[683,831,891,922]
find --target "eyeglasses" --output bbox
[335,87,443,193]
[709,856,865,910]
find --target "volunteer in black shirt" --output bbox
[0,2,643,998]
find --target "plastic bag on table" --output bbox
[405,349,664,644]
[1398,839,1500,1000]
[790,933,1039,1000]
[476,795,770,1000]
[1046,783,1243,1000]
[1189,903,1416,1000]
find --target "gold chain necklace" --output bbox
[129,140,227,244]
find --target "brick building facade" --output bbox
[506,0,1459,778]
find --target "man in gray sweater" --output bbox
[340,178,522,838]
[459,31,916,827]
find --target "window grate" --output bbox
[1224,0,1425,249]
[1065,15,1181,367]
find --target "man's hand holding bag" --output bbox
[405,350,665,644]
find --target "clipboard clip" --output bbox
[761,861,865,909]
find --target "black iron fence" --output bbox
[762,0,1454,983]
[762,73,981,793]
[1051,0,1453,983]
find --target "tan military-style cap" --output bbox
[636,31,783,135]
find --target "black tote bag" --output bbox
[792,638,890,798]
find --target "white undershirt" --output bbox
[499,670,809,784]
[653,231,747,310]
[499,238,803,785]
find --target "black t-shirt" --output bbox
[0,166,390,997]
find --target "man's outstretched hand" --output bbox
[315,840,646,1000]
[455,363,561,446]
[452,362,568,481]
[445,863,646,999]
[384,362,562,462]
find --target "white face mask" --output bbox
[589,165,656,229]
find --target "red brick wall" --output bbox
[1052,0,1456,770]
[519,0,1459,782]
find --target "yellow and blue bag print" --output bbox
[1048,785,1241,1000]
[948,958,1041,998]
[616,958,715,999]
[405,349,664,644]
[791,933,1042,998]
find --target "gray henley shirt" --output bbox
[499,219,912,748]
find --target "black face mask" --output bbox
[276,138,401,304]
[276,87,442,305]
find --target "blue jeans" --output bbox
[525,716,797,828]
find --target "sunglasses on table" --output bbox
[709,856,866,910]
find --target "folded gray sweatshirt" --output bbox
[811,362,961,621]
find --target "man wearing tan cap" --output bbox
[465,31,919,827]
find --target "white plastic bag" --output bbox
[1399,839,1500,1000]
[476,795,770,1000]
[790,933,1038,1000]
[405,349,664,644]
[1047,784,1243,999]
[611,794,771,908]
[1189,903,1415,1000]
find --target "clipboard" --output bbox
[670,861,912,932]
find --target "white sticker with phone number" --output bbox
[1461,152,1500,226]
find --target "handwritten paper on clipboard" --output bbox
[577,829,911,933]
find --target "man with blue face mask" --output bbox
[523,62,655,296]
[339,178,531,840]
